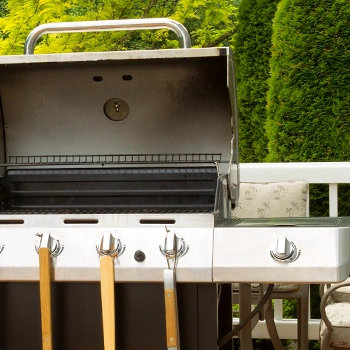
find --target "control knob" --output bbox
[270,235,300,263]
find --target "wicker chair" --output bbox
[320,279,350,349]
[232,180,309,350]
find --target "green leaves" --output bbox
[0,0,238,54]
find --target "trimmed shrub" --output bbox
[267,3,349,348]
[266,0,350,163]
[234,0,279,162]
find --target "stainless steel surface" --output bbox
[24,18,192,54]
[164,268,176,290]
[0,213,213,282]
[37,232,51,249]
[0,47,236,182]
[35,232,64,258]
[97,232,126,258]
[160,228,190,269]
[213,226,350,283]
[1,213,348,283]
[270,235,300,263]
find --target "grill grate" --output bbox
[0,209,213,215]
[214,218,241,227]
[6,153,222,166]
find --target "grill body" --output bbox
[0,46,238,349]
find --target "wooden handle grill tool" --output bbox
[164,269,180,350]
[98,233,125,350]
[36,233,63,350]
[37,234,54,350]
[161,229,186,350]
[100,254,116,350]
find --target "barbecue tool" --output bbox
[160,227,189,350]
[35,233,63,350]
[97,233,125,350]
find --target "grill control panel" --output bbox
[213,226,350,283]
[0,214,349,284]
[0,213,214,283]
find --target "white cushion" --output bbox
[232,180,308,218]
[320,302,350,347]
[273,284,301,293]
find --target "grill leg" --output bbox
[218,283,233,350]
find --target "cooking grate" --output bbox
[0,209,212,215]
[6,153,222,167]
[214,218,241,227]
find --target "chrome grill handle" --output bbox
[24,18,191,54]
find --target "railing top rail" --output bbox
[240,162,350,184]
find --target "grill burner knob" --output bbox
[134,250,146,262]
[270,235,300,263]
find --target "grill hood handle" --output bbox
[24,18,191,54]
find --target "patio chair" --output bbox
[320,279,350,349]
[232,180,309,350]
[320,278,350,303]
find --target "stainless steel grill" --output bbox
[0,18,348,350]
[0,19,238,350]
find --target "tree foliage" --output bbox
[233,0,278,162]
[0,0,7,18]
[266,0,350,163]
[0,0,238,54]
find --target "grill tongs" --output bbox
[160,228,189,350]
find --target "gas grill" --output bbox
[0,19,348,350]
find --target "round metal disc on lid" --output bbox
[103,98,129,122]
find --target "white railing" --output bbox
[237,161,350,340]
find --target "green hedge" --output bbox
[263,2,349,349]
[266,0,350,163]
[233,0,278,162]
